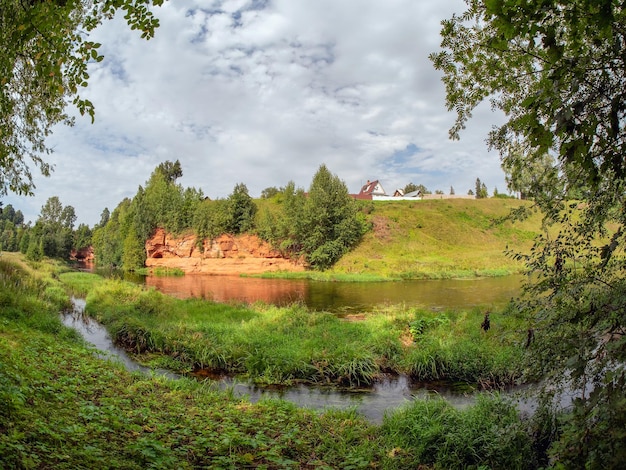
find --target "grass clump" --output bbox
[136,266,185,276]
[251,271,397,282]
[380,394,535,469]
[402,308,525,386]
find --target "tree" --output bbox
[300,165,367,270]
[93,161,203,269]
[192,198,231,244]
[260,186,280,199]
[73,223,92,250]
[502,147,562,200]
[34,196,75,259]
[61,205,77,230]
[39,196,63,226]
[1,0,162,196]
[92,198,132,267]
[432,1,626,465]
[156,159,183,184]
[94,208,109,229]
[450,186,455,195]
[474,178,488,199]
[404,183,430,195]
[226,183,257,234]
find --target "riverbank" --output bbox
[330,198,540,279]
[0,254,545,469]
[143,198,541,280]
[60,270,526,388]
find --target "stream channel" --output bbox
[61,297,540,424]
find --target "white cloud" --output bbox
[5,0,508,226]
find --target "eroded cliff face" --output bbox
[70,246,95,262]
[144,228,304,274]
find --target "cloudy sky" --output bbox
[6,0,508,227]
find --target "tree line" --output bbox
[4,161,358,271]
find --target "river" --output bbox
[66,266,579,422]
[144,273,524,312]
[81,262,524,312]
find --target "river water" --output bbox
[145,274,524,312]
[80,262,524,312]
[66,266,581,422]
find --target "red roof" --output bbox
[359,180,379,195]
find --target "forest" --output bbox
[0,161,369,272]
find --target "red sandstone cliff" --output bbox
[70,246,95,262]
[144,228,304,275]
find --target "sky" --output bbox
[5,0,508,227]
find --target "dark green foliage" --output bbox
[122,226,145,272]
[0,220,18,252]
[0,0,162,196]
[93,163,368,271]
[226,183,257,234]
[475,177,488,199]
[73,223,92,250]
[301,165,367,269]
[432,0,626,465]
[404,182,429,195]
[19,230,29,254]
[92,198,132,267]
[0,204,24,226]
[22,197,76,260]
[408,314,449,338]
[192,198,230,244]
[155,159,182,183]
[260,186,280,199]
[98,207,110,228]
[93,161,204,269]
[25,236,43,261]
[254,168,367,270]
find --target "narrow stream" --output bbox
[61,297,497,423]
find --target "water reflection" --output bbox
[76,261,523,312]
[146,275,523,312]
[147,275,309,306]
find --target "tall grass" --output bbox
[380,394,535,469]
[67,275,526,388]
[401,308,525,385]
[0,258,72,336]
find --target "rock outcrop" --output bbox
[70,246,95,262]
[144,228,304,275]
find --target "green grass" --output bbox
[330,199,542,279]
[381,394,536,469]
[0,254,549,469]
[136,266,185,276]
[249,271,399,282]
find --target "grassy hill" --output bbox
[330,198,541,279]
